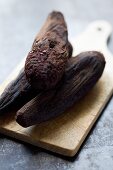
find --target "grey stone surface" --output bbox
[0,0,113,169]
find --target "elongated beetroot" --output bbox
[25,11,72,90]
[16,51,105,127]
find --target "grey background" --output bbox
[0,0,113,169]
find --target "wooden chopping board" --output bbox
[0,21,113,157]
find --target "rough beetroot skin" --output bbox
[25,11,72,90]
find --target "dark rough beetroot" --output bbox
[25,11,72,90]
[16,51,106,127]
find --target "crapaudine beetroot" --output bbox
[16,51,106,127]
[25,11,72,90]
[0,11,73,113]
[0,69,38,113]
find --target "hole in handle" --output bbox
[97,27,102,31]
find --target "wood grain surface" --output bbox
[0,21,113,157]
